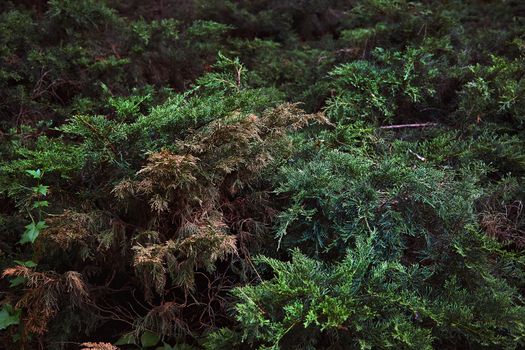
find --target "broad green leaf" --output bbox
[19,220,47,244]
[115,333,135,345]
[25,169,42,179]
[0,305,21,330]
[141,331,160,348]
[13,260,37,267]
[9,276,27,288]
[32,185,49,196]
[32,200,49,209]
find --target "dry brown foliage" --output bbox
[112,104,325,298]
[133,227,237,297]
[34,209,127,262]
[481,200,525,248]
[80,342,119,350]
[2,104,324,341]
[2,266,89,335]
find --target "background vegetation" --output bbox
[1,0,525,349]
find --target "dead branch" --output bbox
[379,122,439,130]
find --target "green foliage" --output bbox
[325,47,438,124]
[17,169,49,245]
[140,330,161,348]
[458,55,525,126]
[47,0,118,29]
[196,53,246,93]
[223,229,525,349]
[20,220,47,245]
[1,0,525,349]
[230,242,436,349]
[0,304,20,331]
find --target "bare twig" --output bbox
[379,122,439,130]
[408,149,426,162]
[235,65,243,91]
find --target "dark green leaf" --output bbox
[25,169,42,179]
[141,331,161,348]
[13,260,37,267]
[0,305,21,330]
[19,220,47,244]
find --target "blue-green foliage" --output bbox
[458,55,525,126]
[222,237,524,349]
[326,47,438,123]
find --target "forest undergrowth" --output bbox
[1,1,525,349]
